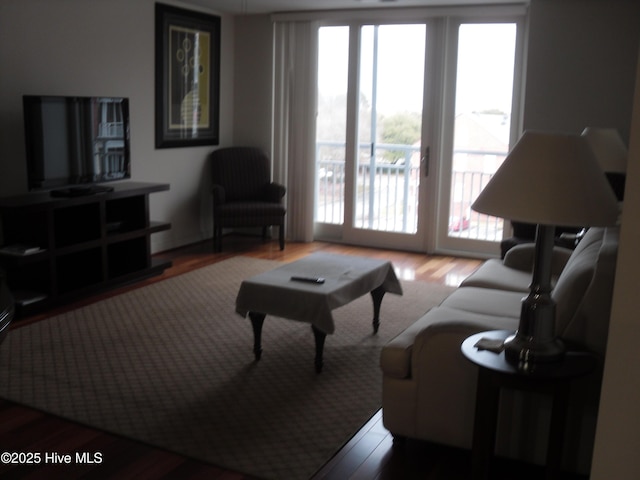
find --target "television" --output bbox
[23,95,131,194]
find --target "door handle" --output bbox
[422,146,430,177]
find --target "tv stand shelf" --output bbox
[0,182,171,316]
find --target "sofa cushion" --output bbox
[461,243,573,292]
[440,286,523,319]
[552,227,605,336]
[459,258,532,292]
[556,226,618,354]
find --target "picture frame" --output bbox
[155,3,220,148]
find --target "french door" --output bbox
[315,23,429,251]
[437,21,523,255]
[314,16,524,255]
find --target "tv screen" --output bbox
[23,95,131,191]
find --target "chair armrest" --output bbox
[211,184,226,205]
[266,182,286,203]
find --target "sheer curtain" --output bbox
[272,20,318,242]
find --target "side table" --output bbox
[461,330,596,480]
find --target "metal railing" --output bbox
[315,141,506,242]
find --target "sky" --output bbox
[317,22,517,116]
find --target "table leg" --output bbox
[546,382,571,480]
[370,286,386,334]
[312,325,326,373]
[249,312,265,361]
[471,368,500,480]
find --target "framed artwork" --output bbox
[155,3,220,148]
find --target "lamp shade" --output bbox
[581,127,628,173]
[471,131,619,227]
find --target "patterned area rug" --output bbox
[0,256,454,479]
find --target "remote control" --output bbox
[290,276,325,284]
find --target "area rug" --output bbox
[0,256,454,479]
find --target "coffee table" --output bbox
[235,252,403,372]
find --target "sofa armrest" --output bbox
[502,243,535,271]
[381,308,515,444]
[381,307,517,380]
[380,317,423,379]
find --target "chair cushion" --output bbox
[215,201,285,227]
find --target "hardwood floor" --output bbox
[0,236,585,479]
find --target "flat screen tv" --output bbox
[23,95,131,193]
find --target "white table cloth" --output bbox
[235,252,403,334]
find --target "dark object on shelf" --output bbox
[210,147,286,252]
[0,267,14,345]
[0,182,171,316]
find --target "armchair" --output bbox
[210,147,286,252]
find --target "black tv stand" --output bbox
[50,185,115,197]
[0,182,171,316]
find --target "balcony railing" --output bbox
[315,141,505,242]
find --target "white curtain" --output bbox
[272,20,318,242]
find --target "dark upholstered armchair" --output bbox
[210,147,286,252]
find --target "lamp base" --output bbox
[503,224,565,369]
[504,332,565,366]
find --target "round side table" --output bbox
[461,330,596,480]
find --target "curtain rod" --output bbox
[272,3,528,22]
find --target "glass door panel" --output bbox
[442,23,518,252]
[354,24,425,236]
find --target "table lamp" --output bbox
[471,131,620,365]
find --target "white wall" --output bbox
[591,45,640,480]
[233,14,273,152]
[0,0,236,252]
[523,0,640,141]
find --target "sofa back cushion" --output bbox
[552,226,618,354]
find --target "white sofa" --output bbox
[380,226,619,474]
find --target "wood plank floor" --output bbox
[0,235,587,479]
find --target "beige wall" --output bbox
[232,14,273,152]
[0,0,236,252]
[591,45,640,480]
[523,0,639,141]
